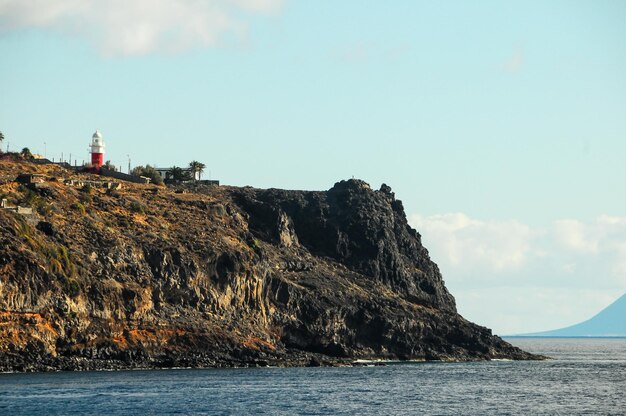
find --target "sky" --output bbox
[1,0,625,334]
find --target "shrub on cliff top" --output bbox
[129,200,146,214]
[131,165,164,186]
[70,202,86,215]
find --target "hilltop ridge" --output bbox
[0,159,538,371]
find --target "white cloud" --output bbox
[554,219,600,253]
[410,213,534,274]
[0,0,285,56]
[410,212,626,284]
[409,212,626,334]
[553,216,626,283]
[612,242,626,281]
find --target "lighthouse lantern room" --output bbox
[90,130,105,168]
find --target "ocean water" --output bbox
[1,338,625,415]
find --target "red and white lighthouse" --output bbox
[90,130,105,168]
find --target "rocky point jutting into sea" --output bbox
[0,159,539,371]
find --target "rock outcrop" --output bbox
[0,161,538,371]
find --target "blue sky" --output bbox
[1,0,625,334]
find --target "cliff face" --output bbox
[0,161,536,371]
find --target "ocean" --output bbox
[1,338,624,415]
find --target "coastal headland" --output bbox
[0,159,539,371]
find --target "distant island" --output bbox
[517,294,626,337]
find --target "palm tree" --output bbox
[188,160,206,181]
[103,160,117,171]
[167,166,185,183]
[20,147,34,160]
[0,131,4,146]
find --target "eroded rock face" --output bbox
[234,180,456,311]
[0,162,538,371]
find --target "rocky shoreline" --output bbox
[0,161,541,372]
[2,346,539,373]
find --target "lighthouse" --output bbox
[90,130,105,169]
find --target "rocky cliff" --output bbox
[0,160,537,371]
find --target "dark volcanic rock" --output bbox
[0,161,539,372]
[233,179,456,311]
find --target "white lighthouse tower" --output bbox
[90,130,105,169]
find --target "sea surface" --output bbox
[1,338,625,415]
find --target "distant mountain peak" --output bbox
[523,293,626,337]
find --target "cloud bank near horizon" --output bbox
[0,0,285,56]
[410,213,626,288]
[409,212,626,333]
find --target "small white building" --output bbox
[154,167,194,181]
